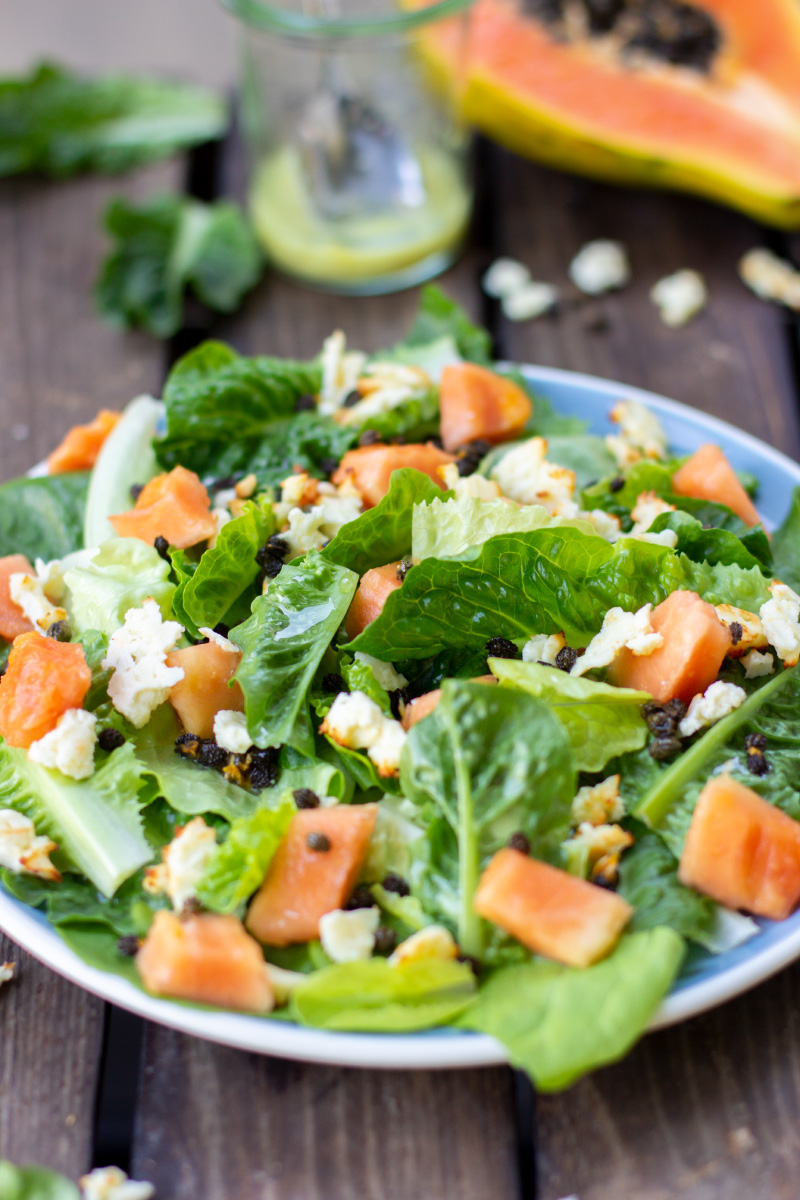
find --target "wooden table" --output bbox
[2,117,800,1200]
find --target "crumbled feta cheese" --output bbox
[759,581,800,666]
[214,486,238,511]
[0,809,60,881]
[213,709,251,755]
[571,604,663,677]
[103,599,184,727]
[583,509,622,542]
[28,708,97,780]
[319,906,380,963]
[739,248,800,311]
[389,924,458,967]
[742,649,775,678]
[679,681,747,738]
[630,490,675,535]
[198,627,239,653]
[440,462,501,501]
[354,652,408,693]
[337,361,431,427]
[606,399,668,463]
[282,506,326,559]
[502,281,559,322]
[650,269,708,327]
[565,821,634,880]
[482,257,530,298]
[0,961,15,986]
[9,572,66,633]
[714,605,767,657]
[522,632,566,665]
[319,690,407,776]
[280,471,320,509]
[144,816,217,912]
[569,240,630,296]
[318,331,367,415]
[490,437,577,515]
[317,489,363,536]
[571,775,624,826]
[79,1166,154,1200]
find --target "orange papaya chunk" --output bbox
[678,775,800,920]
[109,465,217,550]
[0,555,35,641]
[344,562,403,641]
[672,444,762,529]
[246,804,378,946]
[0,633,91,748]
[332,443,454,508]
[47,409,121,474]
[474,848,633,968]
[166,641,244,739]
[136,911,273,1012]
[439,363,532,452]
[609,590,731,704]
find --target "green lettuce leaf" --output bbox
[0,473,89,561]
[458,928,685,1091]
[0,865,167,938]
[0,1161,79,1200]
[399,285,492,366]
[232,553,358,755]
[96,195,262,338]
[64,537,175,637]
[323,468,443,576]
[197,794,295,914]
[650,509,771,571]
[0,61,226,178]
[289,957,477,1032]
[83,394,161,547]
[276,744,352,803]
[400,680,574,957]
[616,821,716,944]
[481,431,614,490]
[489,659,650,772]
[411,494,595,562]
[772,485,800,592]
[680,558,771,611]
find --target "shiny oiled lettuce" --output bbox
[64,537,175,636]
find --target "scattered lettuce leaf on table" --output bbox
[0,473,89,561]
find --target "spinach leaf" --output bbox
[96,195,261,338]
[0,1160,80,1200]
[617,821,716,943]
[400,285,492,366]
[772,484,800,592]
[0,472,89,560]
[197,794,295,914]
[490,659,650,772]
[0,62,226,177]
[0,866,165,938]
[400,680,574,957]
[650,509,771,571]
[232,553,358,756]
[459,928,685,1091]
[323,468,442,576]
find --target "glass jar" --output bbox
[223,0,475,294]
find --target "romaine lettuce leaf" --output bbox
[680,557,771,611]
[232,553,358,755]
[64,537,175,636]
[411,494,595,563]
[276,744,352,803]
[323,468,443,576]
[0,864,166,938]
[489,659,650,772]
[400,680,574,957]
[83,393,162,547]
[399,285,492,366]
[197,794,295,914]
[0,1160,79,1200]
[0,472,89,561]
[458,928,685,1091]
[650,509,771,571]
[772,484,800,592]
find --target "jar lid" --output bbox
[222,0,474,39]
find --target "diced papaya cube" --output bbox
[401,675,497,731]
[47,409,121,474]
[166,641,244,739]
[246,804,378,946]
[672,444,762,529]
[0,555,35,641]
[344,562,402,641]
[136,911,273,1012]
[0,633,91,748]
[439,363,532,453]
[609,590,731,704]
[474,848,633,968]
[332,443,454,508]
[678,775,800,920]
[109,465,217,550]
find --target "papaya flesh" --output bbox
[439,363,532,452]
[0,633,92,749]
[474,847,633,968]
[679,775,800,919]
[246,804,378,946]
[0,555,35,641]
[166,641,245,740]
[332,443,454,508]
[109,465,217,550]
[48,409,120,474]
[344,562,403,641]
[417,0,800,229]
[672,443,763,529]
[136,911,274,1012]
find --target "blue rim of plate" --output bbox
[2,363,800,1070]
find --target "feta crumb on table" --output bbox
[571,775,624,826]
[571,604,663,677]
[389,924,458,967]
[502,281,559,322]
[650,269,708,327]
[28,708,97,780]
[568,240,630,296]
[213,709,252,755]
[319,906,380,963]
[319,690,407,776]
[759,581,800,667]
[79,1166,155,1200]
[679,681,747,738]
[739,247,800,311]
[0,809,60,881]
[144,816,217,912]
[0,961,15,986]
[482,257,531,298]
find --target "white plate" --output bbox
[3,364,800,1070]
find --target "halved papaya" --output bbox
[474,847,632,968]
[136,911,273,1012]
[0,633,91,748]
[609,589,731,703]
[0,555,35,641]
[48,409,121,474]
[439,363,531,452]
[344,562,403,641]
[672,444,762,529]
[246,804,378,946]
[166,641,244,740]
[678,774,800,919]
[416,0,800,228]
[109,466,217,550]
[332,443,454,508]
